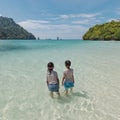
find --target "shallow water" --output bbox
[0,40,120,120]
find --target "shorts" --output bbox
[48,84,59,92]
[64,80,74,90]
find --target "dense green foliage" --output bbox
[0,16,36,40]
[83,21,120,40]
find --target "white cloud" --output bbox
[79,13,100,18]
[18,20,50,29]
[108,18,120,22]
[59,15,69,19]
[72,18,101,26]
[17,13,102,39]
[72,20,90,24]
[29,20,50,24]
[59,13,100,19]
[18,20,88,39]
[35,24,87,39]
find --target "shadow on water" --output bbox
[56,91,89,104]
[0,44,29,52]
[72,91,89,99]
[56,95,73,104]
[0,43,59,52]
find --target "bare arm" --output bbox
[56,73,60,87]
[57,78,60,88]
[72,69,74,83]
[62,76,65,85]
[62,72,66,85]
[46,80,48,86]
[46,75,48,86]
[72,75,74,83]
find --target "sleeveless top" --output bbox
[47,70,58,84]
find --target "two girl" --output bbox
[46,60,74,98]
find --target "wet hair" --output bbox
[65,60,71,66]
[47,62,54,67]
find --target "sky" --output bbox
[0,0,120,39]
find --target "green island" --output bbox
[0,16,36,40]
[83,20,120,41]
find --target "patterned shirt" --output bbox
[47,70,58,84]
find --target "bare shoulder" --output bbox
[53,70,58,74]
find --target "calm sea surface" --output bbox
[0,40,120,120]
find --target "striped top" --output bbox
[47,70,58,84]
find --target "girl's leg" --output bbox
[65,89,68,95]
[50,91,54,98]
[70,88,73,93]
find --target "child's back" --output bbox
[62,60,74,95]
[63,68,73,81]
[46,62,60,98]
[47,70,58,84]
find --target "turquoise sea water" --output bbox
[0,40,120,120]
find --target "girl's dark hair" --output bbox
[47,62,54,67]
[65,60,71,66]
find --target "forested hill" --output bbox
[83,20,120,41]
[0,16,36,40]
